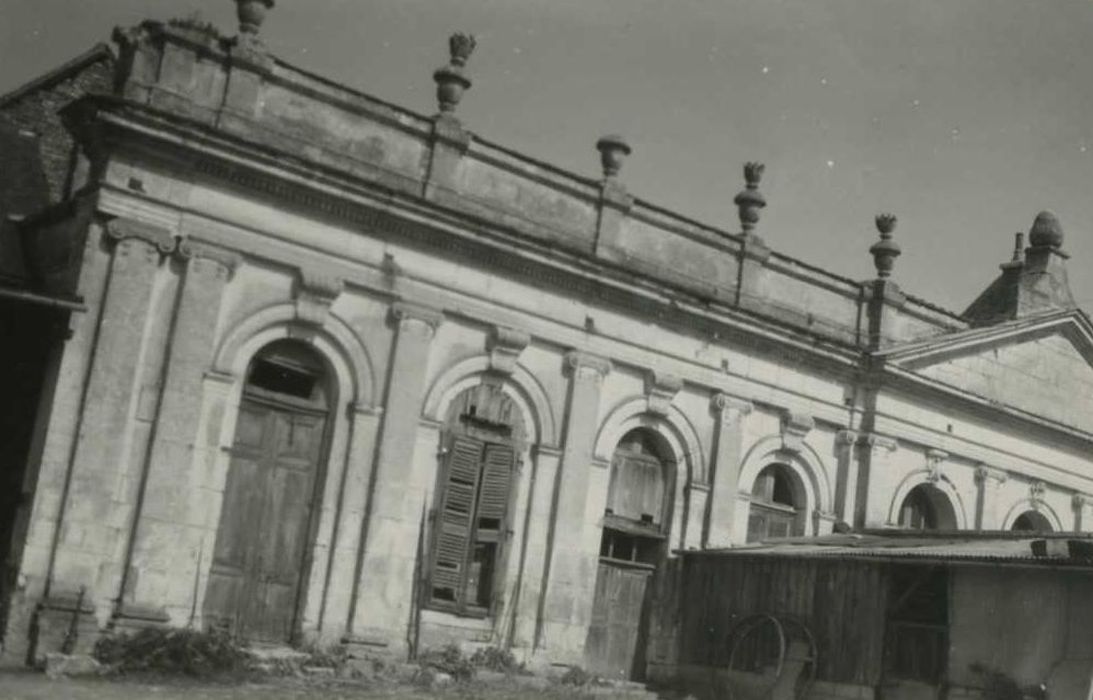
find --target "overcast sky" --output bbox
[4,0,1093,312]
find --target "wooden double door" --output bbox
[203,397,327,642]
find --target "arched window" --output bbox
[898,484,957,530]
[427,383,524,616]
[747,464,803,542]
[599,429,673,564]
[1011,510,1053,532]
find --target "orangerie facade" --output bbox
[2,3,1093,686]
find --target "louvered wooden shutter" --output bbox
[477,443,515,532]
[430,435,484,604]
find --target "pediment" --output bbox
[880,310,1093,434]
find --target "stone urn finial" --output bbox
[235,0,275,36]
[434,32,477,114]
[1028,210,1064,250]
[734,162,767,236]
[870,213,901,278]
[596,134,632,179]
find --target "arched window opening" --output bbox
[747,464,804,542]
[245,339,331,408]
[428,383,524,617]
[1012,510,1053,532]
[898,484,957,530]
[599,428,674,567]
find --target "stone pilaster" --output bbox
[46,219,170,615]
[511,444,563,652]
[348,301,442,649]
[537,350,610,661]
[974,465,1008,530]
[833,430,860,527]
[1073,494,1092,533]
[118,246,237,623]
[857,433,899,527]
[704,394,752,547]
[316,404,383,641]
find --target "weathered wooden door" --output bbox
[585,561,653,680]
[204,398,326,642]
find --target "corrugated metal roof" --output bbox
[683,531,1093,567]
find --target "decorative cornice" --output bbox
[92,109,862,376]
[487,325,530,376]
[294,266,344,327]
[390,300,444,333]
[780,409,815,453]
[644,369,683,416]
[104,216,175,254]
[563,350,612,381]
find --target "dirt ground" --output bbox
[0,670,598,700]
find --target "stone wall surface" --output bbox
[3,14,1093,689]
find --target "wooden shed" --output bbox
[666,532,1093,700]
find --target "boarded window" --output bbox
[428,434,516,615]
[746,464,802,543]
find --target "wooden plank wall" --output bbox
[677,555,888,686]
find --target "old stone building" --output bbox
[1,3,1091,686]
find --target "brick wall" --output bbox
[0,50,115,204]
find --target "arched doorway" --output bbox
[747,464,805,542]
[1011,510,1053,532]
[586,428,674,681]
[204,339,333,642]
[898,484,957,530]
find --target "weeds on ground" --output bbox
[559,665,596,687]
[93,628,250,677]
[969,663,1047,700]
[417,643,476,681]
[470,646,530,675]
[298,641,349,670]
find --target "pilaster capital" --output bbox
[390,301,444,334]
[835,429,859,446]
[563,350,611,381]
[974,464,1008,485]
[1073,493,1092,511]
[104,216,175,255]
[176,239,241,280]
[295,266,344,327]
[644,369,683,416]
[780,408,815,454]
[487,325,531,376]
[711,393,753,422]
[859,432,899,452]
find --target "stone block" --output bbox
[44,653,102,678]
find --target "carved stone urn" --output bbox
[433,33,477,113]
[596,134,632,178]
[236,0,275,35]
[870,213,901,278]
